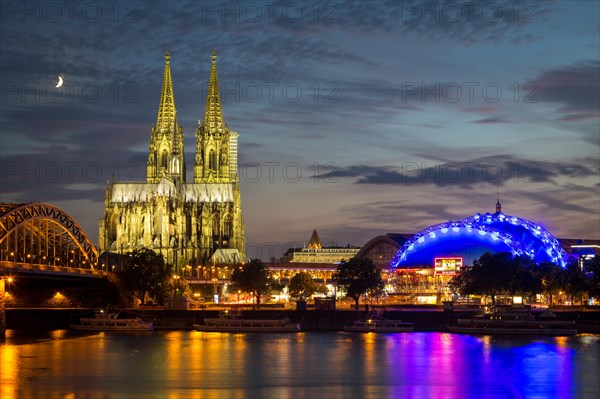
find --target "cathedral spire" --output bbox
[147,51,185,184]
[203,50,225,132]
[194,50,238,183]
[156,50,176,131]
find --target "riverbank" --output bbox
[5,307,600,333]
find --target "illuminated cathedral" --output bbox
[99,51,245,266]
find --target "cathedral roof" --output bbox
[157,177,176,196]
[155,50,177,132]
[211,248,241,264]
[203,50,225,132]
[110,182,235,203]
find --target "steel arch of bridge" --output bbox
[390,212,567,268]
[0,203,98,267]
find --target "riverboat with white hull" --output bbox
[70,309,153,331]
[448,306,577,336]
[194,310,301,332]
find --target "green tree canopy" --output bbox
[230,258,273,308]
[121,248,172,305]
[534,261,567,304]
[334,257,383,309]
[449,252,541,304]
[289,271,324,301]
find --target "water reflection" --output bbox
[1,331,598,399]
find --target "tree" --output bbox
[121,248,172,305]
[334,258,383,309]
[564,260,588,305]
[450,252,509,304]
[534,261,567,305]
[448,252,541,305]
[509,256,540,301]
[289,272,320,301]
[586,255,600,300]
[230,259,272,308]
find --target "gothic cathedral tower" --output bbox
[194,50,239,184]
[147,51,185,184]
[99,51,245,266]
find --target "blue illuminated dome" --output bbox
[390,208,567,269]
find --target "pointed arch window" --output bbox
[212,214,220,234]
[209,150,217,171]
[224,215,233,237]
[161,150,168,169]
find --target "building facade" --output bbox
[99,51,245,266]
[287,230,361,264]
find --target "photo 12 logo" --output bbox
[398,1,540,24]
[239,162,339,183]
[204,81,339,104]
[0,1,140,23]
[0,162,141,185]
[199,1,339,24]
[400,81,539,104]
[1,80,139,104]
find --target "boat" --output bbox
[194,310,301,332]
[344,310,413,332]
[447,306,577,335]
[70,309,153,331]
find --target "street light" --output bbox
[1,276,13,337]
[172,275,181,297]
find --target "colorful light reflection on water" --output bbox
[1,331,599,399]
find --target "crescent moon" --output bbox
[56,76,63,88]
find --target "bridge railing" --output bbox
[0,261,108,278]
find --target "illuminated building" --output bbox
[287,230,361,264]
[358,201,595,304]
[99,51,245,266]
[391,200,568,269]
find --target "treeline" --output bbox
[449,252,600,305]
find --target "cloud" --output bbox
[315,155,597,187]
[518,189,597,214]
[472,116,509,124]
[534,60,600,120]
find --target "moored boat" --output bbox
[448,306,577,335]
[344,310,413,332]
[70,309,153,331]
[194,310,301,332]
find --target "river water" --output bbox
[1,330,599,399]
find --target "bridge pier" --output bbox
[0,278,5,338]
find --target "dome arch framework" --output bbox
[391,212,567,269]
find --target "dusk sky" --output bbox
[1,0,598,260]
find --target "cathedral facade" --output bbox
[99,51,245,266]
